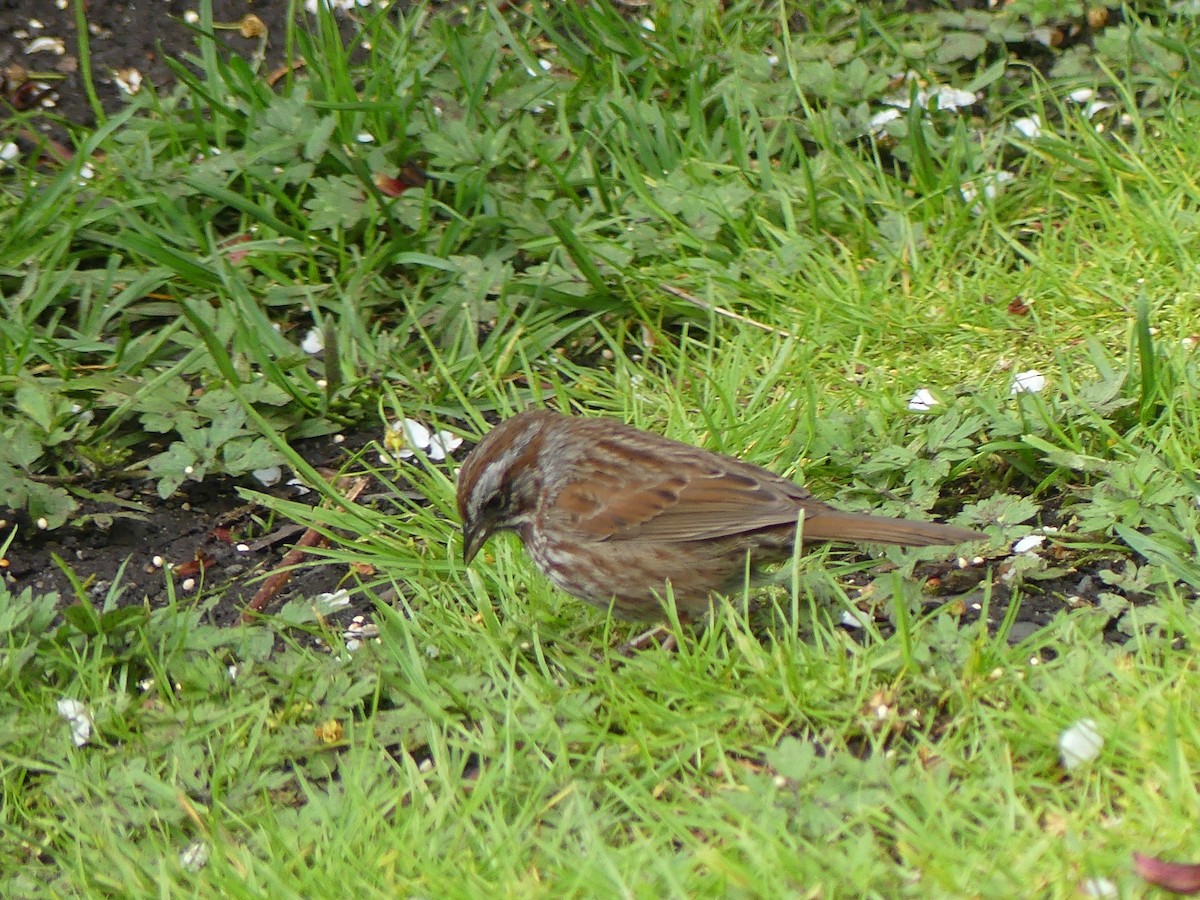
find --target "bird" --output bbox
[456,408,985,622]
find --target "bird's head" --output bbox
[456,409,559,563]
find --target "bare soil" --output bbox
[2,1,327,139]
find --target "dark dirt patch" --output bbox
[827,546,1143,652]
[1,1,350,142]
[2,433,366,627]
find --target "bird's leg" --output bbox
[618,624,677,655]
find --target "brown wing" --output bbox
[548,431,822,543]
[533,412,982,547]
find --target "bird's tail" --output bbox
[800,510,984,547]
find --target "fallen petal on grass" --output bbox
[1059,718,1103,770]
[1012,534,1045,554]
[57,698,93,747]
[1079,876,1118,899]
[427,430,463,461]
[253,465,283,487]
[179,841,210,873]
[868,108,902,132]
[1012,115,1042,138]
[389,418,431,459]
[314,589,352,614]
[907,388,937,411]
[301,328,324,354]
[961,171,1014,205]
[1010,370,1046,394]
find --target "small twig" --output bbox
[239,476,368,622]
[241,522,308,553]
[266,60,305,88]
[656,283,792,337]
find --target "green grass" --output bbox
[3,0,1200,895]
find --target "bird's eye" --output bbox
[481,494,504,514]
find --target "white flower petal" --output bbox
[427,430,464,461]
[1030,27,1058,48]
[301,328,324,354]
[1060,718,1103,770]
[253,465,282,487]
[1012,534,1045,554]
[393,418,431,453]
[180,841,210,873]
[1079,877,1117,899]
[961,170,1015,205]
[25,36,66,55]
[1010,369,1046,394]
[928,86,976,111]
[1012,115,1042,138]
[839,609,870,629]
[907,388,937,411]
[884,83,976,112]
[314,590,352,613]
[114,68,142,96]
[868,108,903,131]
[286,478,312,495]
[57,698,93,746]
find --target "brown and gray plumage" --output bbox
[457,409,984,621]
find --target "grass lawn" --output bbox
[3,1,1200,895]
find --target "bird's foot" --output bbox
[618,624,677,655]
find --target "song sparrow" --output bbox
[457,409,984,621]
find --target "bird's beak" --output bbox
[462,521,488,565]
